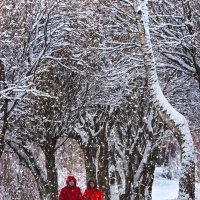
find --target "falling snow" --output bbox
[0,0,199,199]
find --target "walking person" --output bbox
[83,178,104,200]
[58,175,83,200]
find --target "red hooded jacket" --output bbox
[83,179,104,200]
[58,176,83,200]
[83,188,104,200]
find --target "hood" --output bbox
[66,176,77,186]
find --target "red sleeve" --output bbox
[77,187,83,200]
[58,188,66,200]
[98,189,104,200]
[83,189,89,200]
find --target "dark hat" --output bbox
[87,178,97,188]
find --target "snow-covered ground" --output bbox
[152,173,200,200]
[152,177,178,200]
[152,167,200,200]
[58,166,200,200]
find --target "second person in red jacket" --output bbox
[83,178,104,200]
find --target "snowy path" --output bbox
[152,177,178,200]
[152,177,200,200]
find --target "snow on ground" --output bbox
[152,177,200,200]
[152,167,200,200]
[152,177,178,200]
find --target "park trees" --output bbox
[1,0,88,199]
[131,0,195,198]
[0,0,199,199]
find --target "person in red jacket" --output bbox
[58,176,83,200]
[83,178,104,200]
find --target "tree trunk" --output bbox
[134,147,158,200]
[77,107,113,199]
[82,138,98,180]
[82,135,110,200]
[36,178,49,200]
[133,0,195,199]
[44,145,58,200]
[0,60,8,158]
[124,154,133,200]
[109,145,121,200]
[97,136,110,199]
[0,99,8,158]
[124,126,134,200]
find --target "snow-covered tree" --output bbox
[0,146,39,199]
[1,1,89,199]
[6,64,87,200]
[73,105,111,198]
[1,0,198,200]
[0,0,77,157]
[150,0,200,88]
[131,0,195,198]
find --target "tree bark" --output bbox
[97,134,110,199]
[76,107,113,199]
[133,0,195,199]
[44,143,58,200]
[0,99,8,158]
[0,60,8,158]
[82,138,98,180]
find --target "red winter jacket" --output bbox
[83,188,104,200]
[58,176,83,200]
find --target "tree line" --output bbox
[0,0,199,199]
